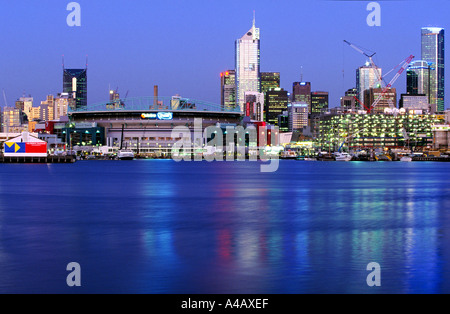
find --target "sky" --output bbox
[0,0,449,109]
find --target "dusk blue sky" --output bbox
[0,0,449,109]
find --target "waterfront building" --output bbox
[235,16,260,112]
[363,87,397,114]
[316,111,444,151]
[288,103,308,132]
[264,88,289,126]
[356,63,382,105]
[421,27,445,112]
[292,82,311,112]
[261,72,280,94]
[63,67,87,110]
[220,70,236,111]
[244,91,264,121]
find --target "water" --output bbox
[0,160,449,294]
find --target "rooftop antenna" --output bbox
[86,55,88,70]
[253,10,256,27]
[300,66,303,82]
[62,55,65,70]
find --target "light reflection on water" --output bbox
[0,160,449,293]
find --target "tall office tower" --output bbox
[311,91,329,114]
[421,27,445,111]
[288,103,308,132]
[364,87,397,114]
[356,63,382,105]
[244,91,264,121]
[292,82,311,112]
[260,72,280,94]
[236,15,260,112]
[264,88,289,126]
[406,60,433,98]
[220,70,236,111]
[63,68,87,110]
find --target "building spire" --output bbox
[253,10,256,28]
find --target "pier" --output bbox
[0,155,76,164]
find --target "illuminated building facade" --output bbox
[421,27,445,112]
[356,64,382,105]
[220,70,236,111]
[261,72,280,94]
[63,68,87,110]
[264,88,288,126]
[316,112,444,150]
[235,17,260,112]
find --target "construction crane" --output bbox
[369,54,414,113]
[344,40,413,113]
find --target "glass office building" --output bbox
[235,18,260,112]
[406,60,433,100]
[63,68,87,111]
[421,27,445,112]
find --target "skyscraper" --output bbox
[63,68,87,111]
[406,60,433,99]
[421,27,445,111]
[356,63,382,106]
[261,72,280,94]
[220,70,236,111]
[235,15,260,112]
[292,82,311,112]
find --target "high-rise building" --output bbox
[406,60,433,100]
[261,72,280,94]
[220,70,236,111]
[40,95,55,121]
[63,68,87,110]
[288,103,308,132]
[292,82,311,112]
[364,87,397,114]
[235,16,260,112]
[421,27,445,111]
[356,63,382,105]
[264,88,288,126]
[311,91,329,114]
[2,107,22,133]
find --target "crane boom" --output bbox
[369,55,414,113]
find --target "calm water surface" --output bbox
[0,160,449,293]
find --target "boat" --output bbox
[117,150,135,160]
[304,157,318,161]
[334,152,352,161]
[281,150,297,159]
[400,156,413,162]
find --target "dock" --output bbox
[0,155,76,164]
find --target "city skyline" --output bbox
[0,1,449,109]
